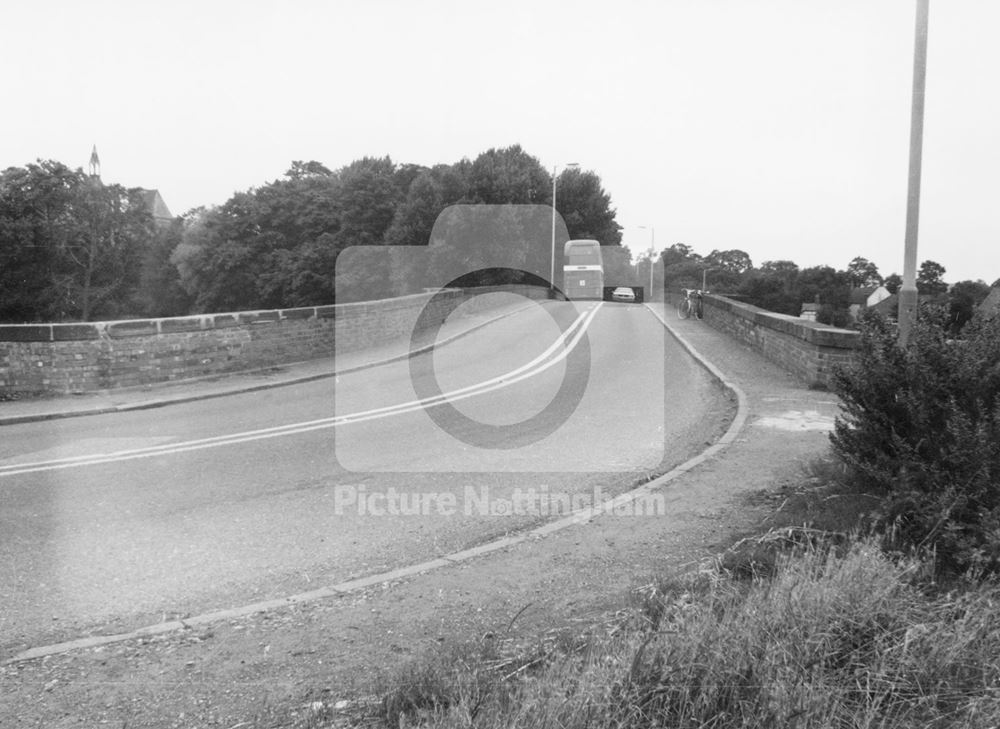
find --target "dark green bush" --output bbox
[831,306,1000,574]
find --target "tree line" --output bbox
[661,244,997,332]
[0,160,163,322]
[0,146,623,322]
[5,147,994,327]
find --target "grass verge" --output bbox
[372,454,1000,729]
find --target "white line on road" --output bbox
[0,304,602,478]
[5,301,749,666]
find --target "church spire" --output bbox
[89,144,100,179]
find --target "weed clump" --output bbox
[830,307,1000,575]
[379,539,1000,728]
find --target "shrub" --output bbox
[830,306,1000,574]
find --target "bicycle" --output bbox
[676,289,703,320]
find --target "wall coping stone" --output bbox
[0,325,57,342]
[0,287,543,344]
[107,320,159,338]
[705,293,860,349]
[158,317,206,333]
[211,314,239,328]
[53,324,102,341]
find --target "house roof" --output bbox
[870,293,898,317]
[868,292,950,320]
[849,286,879,305]
[139,189,173,221]
[980,287,1000,313]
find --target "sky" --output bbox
[2,0,998,285]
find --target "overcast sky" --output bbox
[3,0,997,284]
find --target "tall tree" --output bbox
[845,256,883,288]
[663,259,710,292]
[796,266,851,326]
[256,161,341,244]
[660,243,700,267]
[736,260,802,314]
[739,272,796,314]
[759,260,799,276]
[948,280,991,332]
[135,218,191,317]
[0,161,78,320]
[383,171,447,295]
[553,168,622,245]
[701,249,752,291]
[335,156,400,248]
[0,160,154,321]
[284,160,333,180]
[385,171,446,249]
[63,181,153,320]
[705,249,753,275]
[917,259,948,295]
[468,145,549,205]
[602,245,634,288]
[170,200,287,312]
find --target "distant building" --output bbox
[89,144,100,179]
[848,285,891,321]
[88,145,174,224]
[980,287,1000,316]
[869,293,899,320]
[138,188,173,223]
[868,292,950,322]
[800,302,819,321]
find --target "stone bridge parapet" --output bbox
[0,286,546,395]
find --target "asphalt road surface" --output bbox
[0,300,726,656]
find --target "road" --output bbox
[0,300,727,656]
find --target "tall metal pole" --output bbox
[550,166,558,295]
[638,226,655,300]
[898,0,930,346]
[649,227,655,300]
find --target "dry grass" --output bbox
[374,455,1000,729]
[380,539,1000,729]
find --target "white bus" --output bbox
[563,239,604,300]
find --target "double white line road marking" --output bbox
[0,304,602,478]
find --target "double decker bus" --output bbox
[563,239,604,299]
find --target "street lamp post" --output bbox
[550,162,579,295]
[898,0,930,346]
[638,225,655,301]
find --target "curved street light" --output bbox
[550,162,579,295]
[702,267,715,293]
[638,225,655,300]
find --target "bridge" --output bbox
[1,290,849,722]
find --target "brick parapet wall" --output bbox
[0,286,546,395]
[667,292,859,388]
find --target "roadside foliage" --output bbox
[831,306,1000,575]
